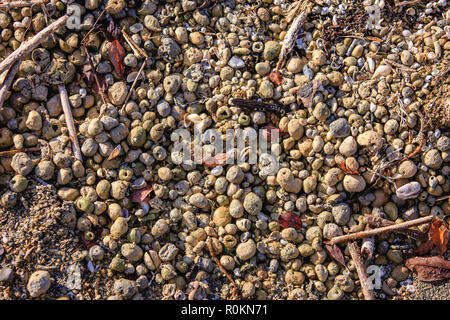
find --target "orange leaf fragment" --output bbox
[108,39,125,78]
[267,72,284,86]
[429,219,449,256]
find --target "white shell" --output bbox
[210,166,224,176]
[372,64,392,79]
[396,181,421,200]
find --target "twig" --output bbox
[207,238,239,300]
[0,0,45,9]
[0,15,68,76]
[82,45,107,105]
[330,216,434,244]
[365,215,428,241]
[348,241,375,300]
[0,59,22,109]
[121,60,146,112]
[395,0,422,6]
[121,29,148,59]
[58,85,83,162]
[0,146,40,157]
[276,10,308,72]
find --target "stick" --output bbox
[365,215,428,241]
[0,146,40,157]
[0,59,22,109]
[0,15,68,75]
[207,238,239,300]
[348,241,375,300]
[121,60,146,112]
[330,215,434,244]
[121,29,148,58]
[0,0,45,9]
[395,0,422,6]
[58,85,83,162]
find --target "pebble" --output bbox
[27,271,51,297]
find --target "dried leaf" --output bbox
[278,211,302,229]
[101,19,123,42]
[405,256,450,282]
[365,36,383,42]
[130,185,153,203]
[108,40,125,78]
[268,72,284,86]
[297,79,319,109]
[324,243,346,266]
[430,219,449,255]
[338,161,360,175]
[414,239,434,255]
[82,64,107,94]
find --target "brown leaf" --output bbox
[297,79,319,109]
[82,64,108,94]
[324,243,346,266]
[108,40,125,78]
[278,211,302,229]
[405,256,450,282]
[130,185,153,203]
[430,219,449,255]
[414,239,434,255]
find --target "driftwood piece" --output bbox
[0,59,22,109]
[330,215,434,244]
[58,85,83,162]
[0,15,68,76]
[348,241,375,300]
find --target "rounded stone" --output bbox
[236,239,256,260]
[213,206,232,227]
[343,175,366,192]
[27,271,51,297]
[243,192,262,215]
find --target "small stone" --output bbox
[423,149,443,169]
[27,271,51,297]
[255,62,271,76]
[243,192,263,215]
[332,203,351,226]
[263,41,281,60]
[121,243,144,262]
[343,175,366,193]
[113,278,137,299]
[287,56,306,73]
[258,80,274,99]
[288,119,304,140]
[401,50,414,66]
[228,55,245,69]
[329,118,351,138]
[312,49,327,66]
[108,81,127,105]
[0,267,14,282]
[159,243,179,262]
[11,152,34,176]
[339,136,357,157]
[236,239,256,260]
[213,206,232,227]
[391,266,409,282]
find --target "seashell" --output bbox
[371,63,392,79]
[396,181,421,200]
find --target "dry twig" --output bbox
[207,238,239,300]
[0,0,46,9]
[0,59,22,110]
[365,215,428,241]
[0,146,40,157]
[348,241,375,300]
[0,15,68,75]
[330,215,434,244]
[58,85,83,162]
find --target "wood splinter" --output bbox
[58,85,83,162]
[330,215,434,245]
[348,241,375,300]
[207,238,239,300]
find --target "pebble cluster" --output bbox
[0,0,449,300]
